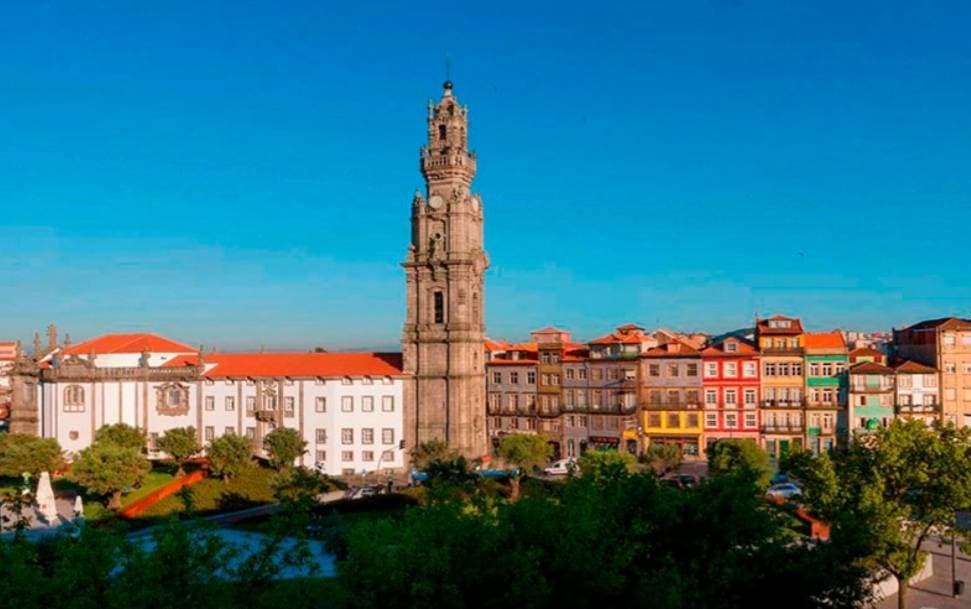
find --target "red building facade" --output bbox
[700,336,761,450]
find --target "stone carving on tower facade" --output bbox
[402,81,489,460]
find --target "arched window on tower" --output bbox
[438,124,447,141]
[434,290,445,324]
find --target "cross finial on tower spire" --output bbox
[443,54,452,91]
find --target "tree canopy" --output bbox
[409,439,456,470]
[71,442,151,509]
[577,448,636,484]
[207,434,253,482]
[641,442,682,474]
[156,426,201,476]
[95,423,146,452]
[0,434,64,477]
[706,438,772,488]
[785,419,971,609]
[496,433,552,499]
[263,427,307,471]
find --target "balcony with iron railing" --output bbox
[895,402,940,415]
[644,400,701,410]
[761,423,804,433]
[759,399,807,408]
[760,346,804,356]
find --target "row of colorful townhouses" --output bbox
[485,316,971,460]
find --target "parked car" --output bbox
[659,478,684,490]
[766,482,803,500]
[675,474,699,488]
[544,458,578,476]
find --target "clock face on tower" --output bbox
[428,194,444,210]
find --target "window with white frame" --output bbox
[224,426,234,436]
[315,429,327,444]
[225,396,235,411]
[705,389,718,406]
[205,396,215,411]
[315,397,326,412]
[744,389,756,405]
[382,428,395,445]
[743,361,757,377]
[704,362,718,377]
[362,396,374,412]
[744,412,757,428]
[204,426,214,441]
[341,428,353,444]
[284,396,295,413]
[341,396,353,412]
[362,428,374,444]
[725,389,737,405]
[382,396,394,412]
[63,385,85,412]
[245,396,256,412]
[341,451,353,462]
[725,413,738,428]
[492,371,502,384]
[704,412,718,428]
[245,427,255,439]
[724,362,737,377]
[362,451,374,462]
[315,450,326,463]
[382,450,393,461]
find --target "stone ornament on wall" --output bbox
[155,382,189,416]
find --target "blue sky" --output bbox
[2,1,970,350]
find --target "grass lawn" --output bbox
[137,465,277,519]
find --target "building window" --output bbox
[705,412,718,428]
[362,428,374,444]
[204,396,215,411]
[764,363,776,376]
[316,450,326,463]
[705,389,718,406]
[492,371,502,384]
[362,396,374,412]
[341,396,353,412]
[284,396,295,414]
[246,396,256,412]
[434,290,445,324]
[726,342,738,353]
[382,396,394,412]
[744,412,757,428]
[316,429,327,444]
[224,426,235,436]
[511,371,521,383]
[649,364,660,377]
[666,364,679,377]
[245,427,255,440]
[382,450,394,461]
[725,389,737,405]
[743,361,757,377]
[686,363,698,377]
[315,397,326,412]
[725,413,738,428]
[527,371,536,384]
[564,369,573,381]
[667,413,680,428]
[686,413,699,428]
[63,384,85,412]
[724,362,737,377]
[341,428,353,444]
[204,426,214,441]
[342,451,353,462]
[382,428,395,444]
[744,389,756,405]
[264,395,277,410]
[704,363,717,377]
[225,396,235,411]
[579,368,587,380]
[648,413,661,427]
[362,451,375,462]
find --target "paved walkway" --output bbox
[877,539,969,609]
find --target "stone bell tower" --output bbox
[402,81,488,460]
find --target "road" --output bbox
[877,538,969,609]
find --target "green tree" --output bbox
[156,426,201,476]
[95,423,146,452]
[641,442,682,474]
[496,433,552,500]
[0,433,64,477]
[789,419,971,609]
[706,438,772,488]
[207,434,253,482]
[577,448,637,484]
[409,439,456,470]
[71,442,150,509]
[263,427,307,471]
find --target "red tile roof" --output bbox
[589,332,643,345]
[642,339,701,357]
[803,331,846,350]
[62,333,196,355]
[757,315,804,335]
[893,359,937,374]
[486,359,538,366]
[903,317,971,331]
[165,352,403,378]
[849,361,895,375]
[849,347,884,358]
[700,338,758,357]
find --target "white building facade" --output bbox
[36,333,405,477]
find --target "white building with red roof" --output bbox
[35,332,405,476]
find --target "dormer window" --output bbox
[725,342,737,353]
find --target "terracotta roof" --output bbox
[700,337,758,357]
[893,359,937,374]
[803,331,846,350]
[62,333,196,355]
[849,361,895,375]
[757,315,804,335]
[849,347,884,358]
[616,323,645,333]
[531,326,567,334]
[484,339,510,352]
[642,339,701,357]
[509,342,538,353]
[589,332,643,346]
[486,359,538,366]
[903,317,971,331]
[165,352,403,378]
